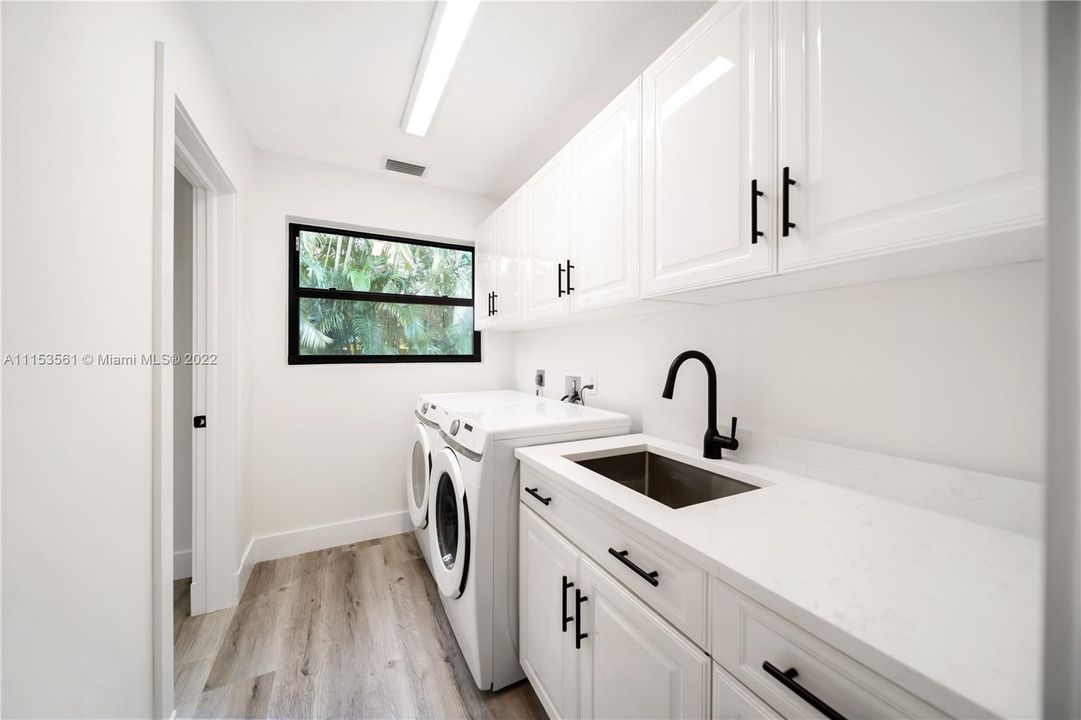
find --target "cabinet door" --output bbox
[520,507,580,720]
[495,191,528,326]
[527,151,573,320]
[577,557,709,720]
[713,663,781,720]
[641,1,774,296]
[473,216,497,331]
[570,80,642,313]
[778,1,1045,271]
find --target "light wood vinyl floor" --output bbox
[173,533,546,719]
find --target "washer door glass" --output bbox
[428,447,468,598]
[406,424,431,529]
[435,472,458,569]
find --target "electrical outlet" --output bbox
[582,371,597,393]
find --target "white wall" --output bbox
[515,261,1047,485]
[174,170,194,578]
[1,3,253,717]
[245,151,513,552]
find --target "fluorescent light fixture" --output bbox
[403,0,481,137]
[661,55,734,122]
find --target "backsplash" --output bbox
[516,261,1046,535]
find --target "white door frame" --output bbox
[152,41,241,720]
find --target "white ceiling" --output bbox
[188,1,711,199]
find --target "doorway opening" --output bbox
[153,43,242,717]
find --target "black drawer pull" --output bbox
[608,548,659,587]
[524,487,551,505]
[566,259,575,293]
[561,575,574,632]
[782,166,796,237]
[574,589,588,649]
[762,661,847,720]
[558,262,566,297]
[751,178,764,244]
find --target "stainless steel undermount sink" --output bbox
[573,451,759,509]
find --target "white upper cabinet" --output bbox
[777,1,1046,271]
[495,191,528,325]
[569,79,643,313]
[473,216,497,331]
[642,1,774,296]
[527,150,573,320]
[577,557,710,720]
[474,0,1047,326]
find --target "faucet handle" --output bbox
[729,416,738,439]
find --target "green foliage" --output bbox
[297,231,474,356]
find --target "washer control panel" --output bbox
[440,413,486,457]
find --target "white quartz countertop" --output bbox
[515,434,1042,720]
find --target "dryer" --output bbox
[407,398,443,569]
[408,391,540,571]
[426,394,631,691]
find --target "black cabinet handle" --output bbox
[574,589,588,649]
[524,487,551,506]
[487,291,493,316]
[566,259,575,293]
[762,661,847,720]
[751,179,765,245]
[782,166,796,237]
[608,548,659,587]
[561,576,574,632]
[492,292,498,315]
[558,262,566,297]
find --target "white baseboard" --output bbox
[233,536,255,602]
[173,549,192,580]
[248,511,412,566]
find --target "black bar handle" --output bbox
[524,486,552,506]
[608,548,659,587]
[751,179,765,245]
[492,292,498,315]
[762,662,847,720]
[561,576,574,632]
[782,166,796,237]
[575,589,588,649]
[487,292,492,316]
[558,262,566,297]
[566,259,575,293]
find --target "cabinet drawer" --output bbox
[521,466,708,647]
[712,579,944,719]
[712,663,781,720]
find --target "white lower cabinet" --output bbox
[520,506,709,720]
[521,506,581,720]
[577,557,710,720]
[712,663,780,720]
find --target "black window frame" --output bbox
[288,222,481,365]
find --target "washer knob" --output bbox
[421,401,430,414]
[450,419,460,436]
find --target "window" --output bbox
[288,223,480,364]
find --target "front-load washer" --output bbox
[426,394,631,691]
[409,392,538,571]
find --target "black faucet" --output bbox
[661,350,739,459]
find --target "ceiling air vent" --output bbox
[385,158,427,177]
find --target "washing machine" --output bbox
[407,391,540,570]
[426,394,631,691]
